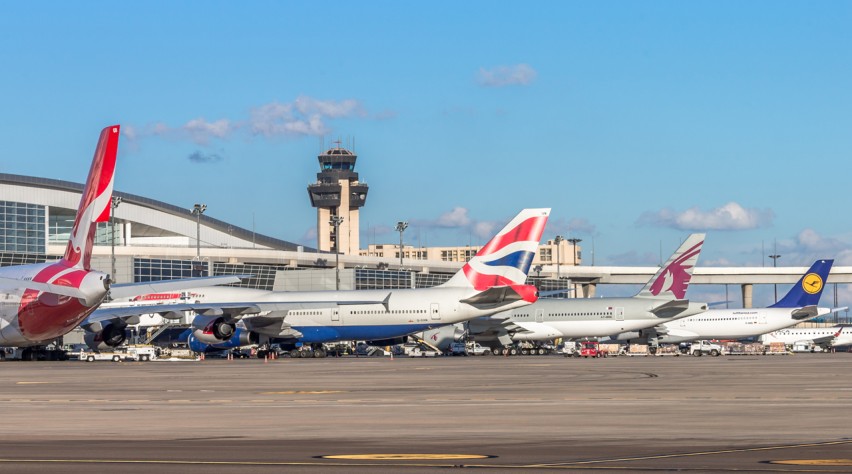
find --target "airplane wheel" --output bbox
[289,350,300,358]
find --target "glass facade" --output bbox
[134,258,206,281]
[214,262,300,291]
[0,201,45,254]
[356,269,416,290]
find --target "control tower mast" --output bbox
[307,141,368,255]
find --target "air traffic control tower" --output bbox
[307,143,368,255]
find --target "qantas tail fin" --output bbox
[636,233,705,299]
[770,259,833,308]
[61,125,120,271]
[442,208,550,289]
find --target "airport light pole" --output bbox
[191,204,207,260]
[554,235,564,281]
[110,196,122,283]
[769,252,781,303]
[396,221,408,268]
[330,215,344,290]
[566,238,582,297]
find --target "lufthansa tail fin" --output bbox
[769,259,833,309]
[61,125,120,271]
[441,208,550,290]
[636,233,705,299]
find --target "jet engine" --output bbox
[191,315,236,344]
[83,323,127,351]
[188,328,259,352]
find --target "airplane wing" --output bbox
[108,275,248,300]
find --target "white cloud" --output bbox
[637,202,774,231]
[129,96,369,145]
[183,118,234,145]
[477,64,537,87]
[436,207,472,227]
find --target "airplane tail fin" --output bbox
[636,233,705,299]
[441,208,550,290]
[61,125,120,271]
[769,259,834,308]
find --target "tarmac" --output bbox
[0,353,850,473]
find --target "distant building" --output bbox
[359,238,581,269]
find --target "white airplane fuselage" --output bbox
[114,285,535,344]
[477,297,707,341]
[761,326,852,348]
[655,307,832,344]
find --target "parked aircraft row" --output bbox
[0,126,843,359]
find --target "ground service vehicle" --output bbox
[580,341,609,358]
[688,340,722,356]
[466,342,492,356]
[80,351,122,362]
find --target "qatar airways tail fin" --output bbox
[61,125,120,271]
[770,259,833,309]
[442,208,550,290]
[636,233,705,300]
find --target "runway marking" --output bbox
[258,391,344,395]
[321,454,492,460]
[530,439,852,468]
[771,459,852,466]
[15,382,55,385]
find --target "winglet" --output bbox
[637,233,705,300]
[62,125,120,271]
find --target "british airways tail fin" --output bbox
[770,259,833,308]
[61,125,120,271]
[441,208,550,290]
[636,233,705,299]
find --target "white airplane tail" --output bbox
[442,208,550,290]
[636,233,705,300]
[61,125,120,271]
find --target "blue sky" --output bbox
[1,1,850,305]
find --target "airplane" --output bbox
[82,208,551,356]
[760,324,852,351]
[610,259,836,345]
[467,234,708,349]
[0,125,242,359]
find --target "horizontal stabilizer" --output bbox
[460,285,529,309]
[108,275,248,300]
[649,299,690,317]
[0,276,89,299]
[791,305,819,320]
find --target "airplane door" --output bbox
[332,308,340,322]
[535,309,544,323]
[616,307,624,321]
[430,303,440,321]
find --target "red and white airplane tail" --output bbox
[441,209,550,305]
[62,125,120,271]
